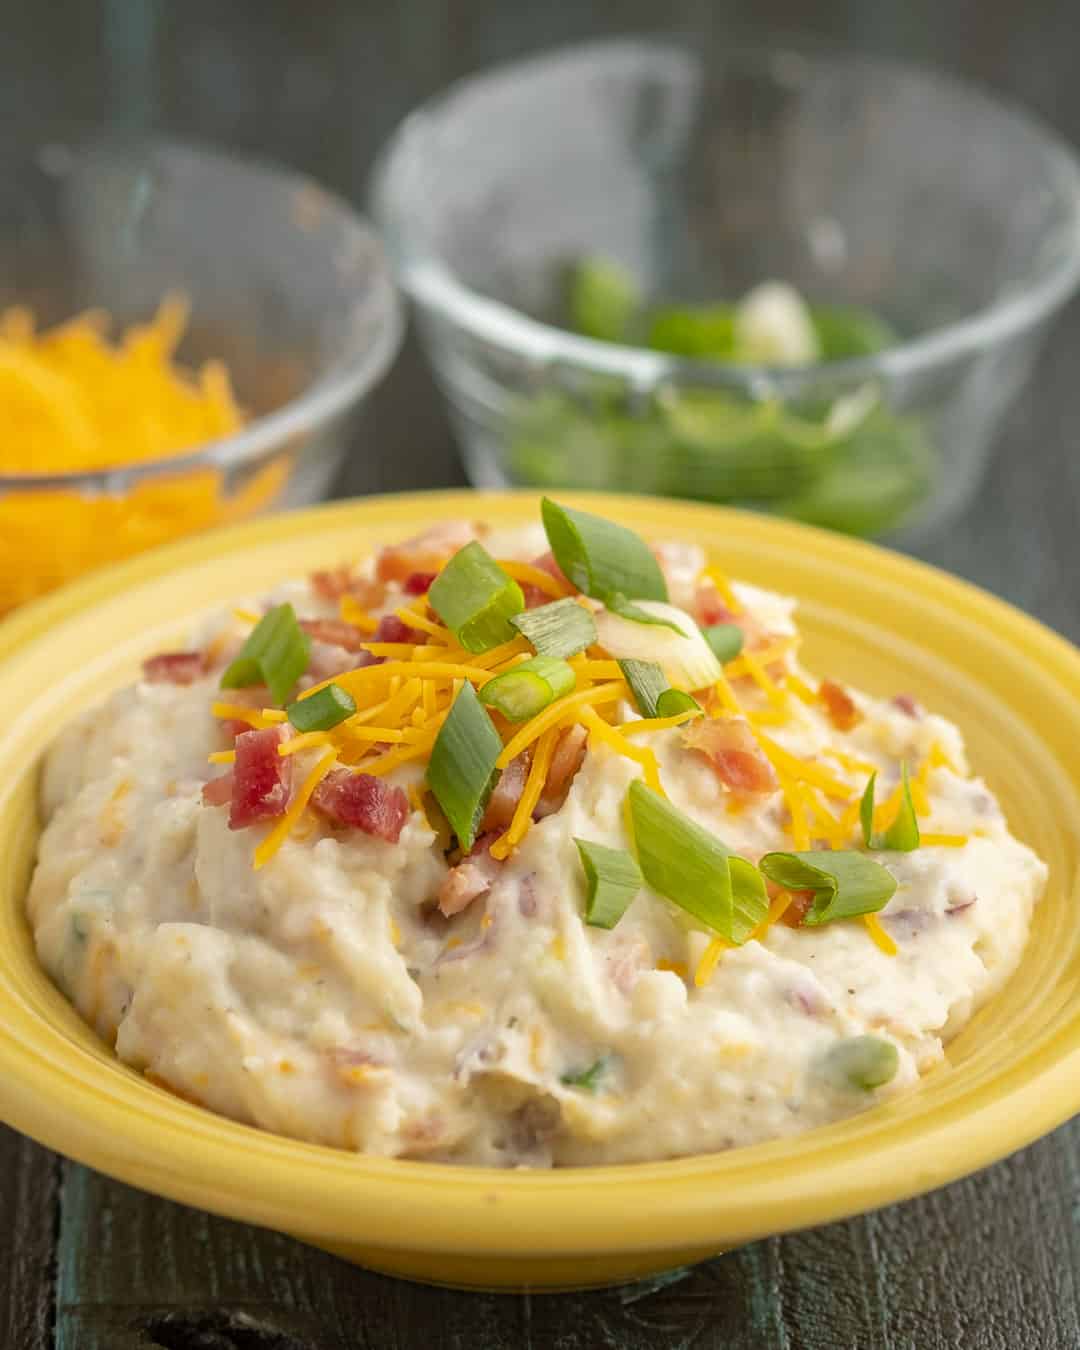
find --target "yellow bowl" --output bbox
[1,490,1079,1292]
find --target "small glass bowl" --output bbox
[372,40,1080,538]
[0,132,402,612]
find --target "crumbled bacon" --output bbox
[481,750,531,832]
[201,774,234,806]
[403,570,437,595]
[535,724,588,818]
[373,613,428,645]
[311,770,409,842]
[298,618,367,652]
[310,566,386,609]
[892,693,923,719]
[438,834,501,916]
[819,679,862,732]
[375,521,479,583]
[694,585,738,628]
[228,726,292,830]
[682,717,778,795]
[780,889,816,928]
[521,551,574,608]
[142,651,205,685]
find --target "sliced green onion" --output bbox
[510,597,597,658]
[606,595,684,634]
[655,688,702,719]
[286,682,356,733]
[598,602,722,691]
[860,764,920,852]
[479,655,575,723]
[560,1054,613,1092]
[575,838,642,929]
[618,659,668,718]
[702,623,745,663]
[541,498,667,605]
[758,850,896,926]
[220,603,310,705]
[427,682,503,852]
[627,781,767,943]
[823,1035,899,1091]
[428,542,524,653]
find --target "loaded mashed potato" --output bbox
[26,501,1046,1166]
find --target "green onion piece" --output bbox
[618,659,668,718]
[541,498,667,605]
[286,682,356,733]
[575,838,642,929]
[427,683,503,851]
[860,764,920,852]
[606,595,684,633]
[823,1035,899,1091]
[220,603,310,705]
[702,623,745,663]
[479,655,576,723]
[560,1054,613,1092]
[510,597,596,658]
[655,688,702,719]
[758,850,897,926]
[627,781,767,943]
[428,542,525,654]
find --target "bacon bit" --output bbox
[403,570,437,595]
[142,651,205,684]
[481,749,532,832]
[311,769,409,842]
[535,724,588,818]
[694,584,738,628]
[375,521,479,583]
[820,679,862,732]
[522,550,574,608]
[298,618,368,652]
[438,834,501,917]
[201,773,234,806]
[892,693,923,719]
[373,612,428,645]
[780,890,815,927]
[682,717,778,796]
[311,566,385,609]
[228,726,291,830]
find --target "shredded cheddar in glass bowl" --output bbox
[0,132,403,616]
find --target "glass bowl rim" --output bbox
[0,129,404,493]
[370,36,1080,393]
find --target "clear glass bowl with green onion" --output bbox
[372,40,1080,538]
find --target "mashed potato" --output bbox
[26,515,1045,1166]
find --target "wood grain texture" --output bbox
[1,0,1079,1346]
[0,1124,60,1350]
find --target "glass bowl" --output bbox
[0,131,403,612]
[371,40,1080,539]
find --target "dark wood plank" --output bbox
[0,1124,60,1350]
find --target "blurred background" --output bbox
[2,0,1078,624]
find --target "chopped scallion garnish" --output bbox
[655,688,702,719]
[606,595,684,633]
[859,763,920,852]
[702,623,745,663]
[428,542,525,653]
[618,659,668,718]
[480,655,575,722]
[758,850,897,926]
[574,838,642,928]
[823,1035,899,1091]
[560,1054,613,1092]
[220,603,310,705]
[541,498,667,605]
[286,682,356,733]
[427,682,503,851]
[627,781,767,942]
[510,597,597,658]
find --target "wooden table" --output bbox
[4,2,1080,1345]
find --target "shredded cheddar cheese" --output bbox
[694,936,731,987]
[490,725,561,860]
[863,913,898,956]
[702,565,742,614]
[253,748,337,869]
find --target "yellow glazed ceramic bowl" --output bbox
[1,491,1079,1292]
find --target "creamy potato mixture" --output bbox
[27,506,1046,1166]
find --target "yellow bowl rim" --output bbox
[2,488,1080,1259]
